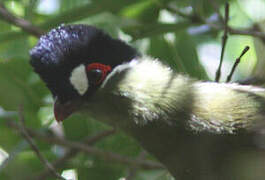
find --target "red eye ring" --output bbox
[86,63,111,85]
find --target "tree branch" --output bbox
[17,107,65,180]
[226,46,250,82]
[164,3,265,42]
[0,3,44,37]
[227,27,265,40]
[35,129,116,180]
[7,120,164,170]
[215,3,229,82]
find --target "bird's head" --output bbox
[30,24,138,122]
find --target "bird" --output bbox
[30,24,265,180]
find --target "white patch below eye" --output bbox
[70,64,89,95]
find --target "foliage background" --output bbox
[0,0,264,179]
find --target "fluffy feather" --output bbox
[82,56,265,179]
[96,56,265,134]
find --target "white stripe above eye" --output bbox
[70,64,89,95]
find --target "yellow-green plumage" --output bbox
[84,56,265,179]
[100,56,265,134]
[192,83,265,133]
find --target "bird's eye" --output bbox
[86,63,112,86]
[87,69,103,85]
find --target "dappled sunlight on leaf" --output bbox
[62,169,78,180]
[0,147,9,166]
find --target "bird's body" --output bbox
[30,25,265,179]
[89,55,265,133]
[81,55,265,179]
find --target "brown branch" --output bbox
[17,107,65,180]
[215,2,229,82]
[204,23,265,40]
[228,27,265,40]
[226,46,250,82]
[164,3,265,42]
[0,3,44,37]
[35,129,116,180]
[7,121,164,170]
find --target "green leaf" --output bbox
[41,0,140,29]
[63,114,94,140]
[124,22,191,40]
[147,36,186,72]
[77,157,125,180]
[174,32,208,79]
[96,132,141,156]
[0,58,42,111]
[120,0,160,23]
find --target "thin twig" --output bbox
[215,2,229,82]
[17,107,65,180]
[35,129,116,180]
[7,121,164,170]
[228,27,265,40]
[164,2,265,42]
[0,3,44,37]
[226,46,250,82]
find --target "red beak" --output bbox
[54,98,80,122]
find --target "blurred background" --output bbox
[0,0,264,179]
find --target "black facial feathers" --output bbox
[30,24,139,103]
